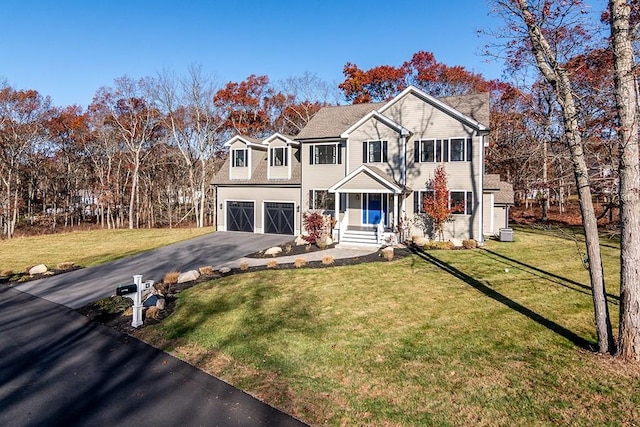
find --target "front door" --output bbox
[362,194,387,225]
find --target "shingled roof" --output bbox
[295,91,490,140]
[211,150,301,185]
[295,102,383,139]
[483,174,514,205]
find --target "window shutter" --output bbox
[414,192,419,214]
[269,149,273,167]
[309,145,314,165]
[414,140,420,163]
[466,138,472,162]
[467,191,473,215]
[337,143,342,164]
[362,142,368,163]
[382,141,388,162]
[284,147,288,166]
[309,190,314,209]
[443,140,449,162]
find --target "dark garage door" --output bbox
[227,201,254,232]
[264,202,294,235]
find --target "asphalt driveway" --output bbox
[0,285,307,427]
[15,231,291,309]
[3,231,306,426]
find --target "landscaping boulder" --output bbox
[295,235,308,246]
[412,236,428,247]
[318,235,333,247]
[381,247,394,260]
[218,266,231,274]
[177,270,200,284]
[29,264,48,275]
[450,238,463,248]
[155,298,166,310]
[265,246,283,257]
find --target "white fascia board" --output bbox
[328,165,403,194]
[223,135,266,150]
[262,132,300,147]
[340,111,410,139]
[379,85,489,133]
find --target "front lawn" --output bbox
[0,227,215,273]
[137,227,638,426]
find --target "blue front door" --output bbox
[363,194,386,225]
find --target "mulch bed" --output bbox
[77,243,413,336]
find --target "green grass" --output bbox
[0,227,215,272]
[137,226,638,426]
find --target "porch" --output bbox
[327,165,406,247]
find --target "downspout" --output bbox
[478,132,486,245]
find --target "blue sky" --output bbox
[1,0,506,108]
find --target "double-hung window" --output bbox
[310,143,341,165]
[363,140,388,163]
[450,191,474,215]
[270,147,288,167]
[415,139,446,163]
[449,138,473,162]
[232,149,247,167]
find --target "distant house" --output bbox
[212,86,514,245]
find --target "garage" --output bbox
[264,202,294,235]
[227,201,254,232]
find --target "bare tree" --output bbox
[491,0,615,354]
[152,65,223,228]
[609,0,640,360]
[0,86,51,238]
[92,77,162,229]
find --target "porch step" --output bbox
[340,229,380,246]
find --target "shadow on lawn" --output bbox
[410,247,594,351]
[480,248,620,305]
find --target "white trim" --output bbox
[340,110,411,139]
[378,85,489,133]
[223,135,265,149]
[328,164,403,194]
[261,132,300,147]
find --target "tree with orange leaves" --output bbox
[422,165,459,242]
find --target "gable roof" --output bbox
[223,135,266,149]
[328,165,403,194]
[261,132,299,147]
[378,86,489,133]
[295,87,490,141]
[340,110,411,139]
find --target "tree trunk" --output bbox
[515,0,615,354]
[609,0,640,360]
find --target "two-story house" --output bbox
[212,86,513,245]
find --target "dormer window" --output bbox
[232,149,247,167]
[270,147,288,167]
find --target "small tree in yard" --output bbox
[423,165,459,241]
[302,211,326,245]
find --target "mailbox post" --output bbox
[116,274,155,328]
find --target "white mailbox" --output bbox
[116,275,155,328]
